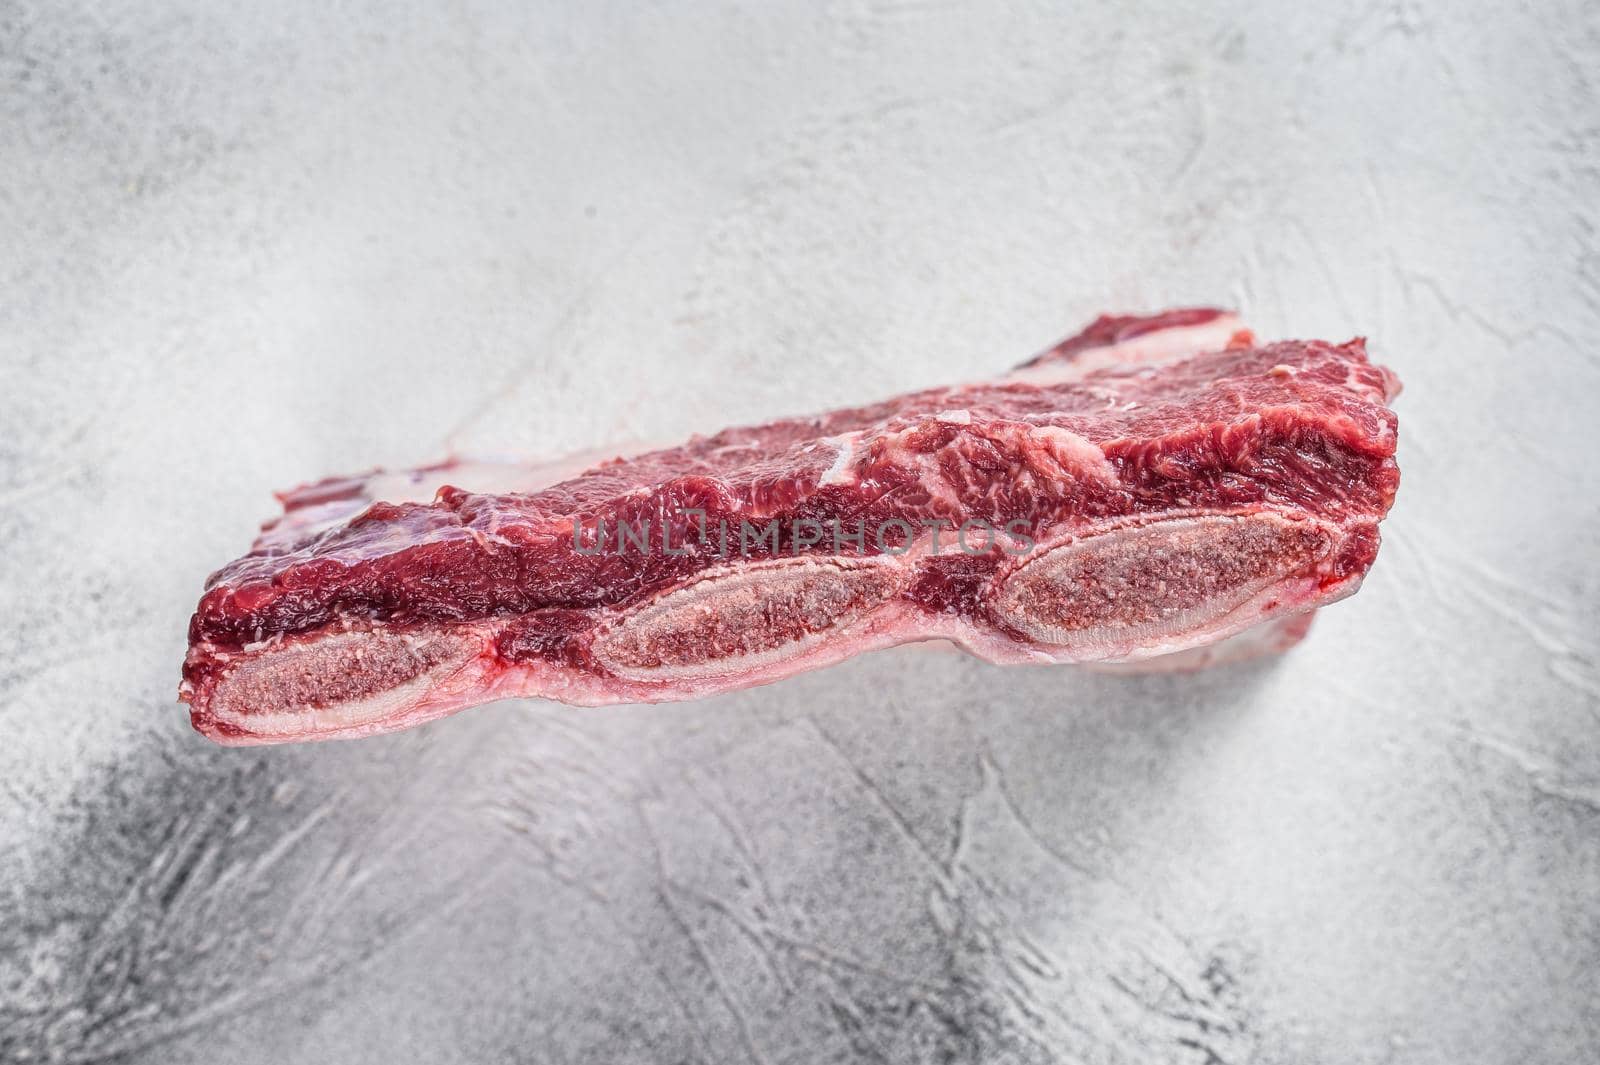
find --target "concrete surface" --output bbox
[2,1,1598,1062]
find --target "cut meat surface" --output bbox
[181,308,1402,745]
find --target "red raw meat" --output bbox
[181,308,1401,745]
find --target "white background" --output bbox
[3,2,1597,1062]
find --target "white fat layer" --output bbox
[818,433,860,486]
[1026,425,1119,483]
[1005,315,1244,386]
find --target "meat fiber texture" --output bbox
[181,309,1400,745]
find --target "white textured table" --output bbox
[3,2,1597,1062]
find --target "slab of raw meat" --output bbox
[181,308,1401,745]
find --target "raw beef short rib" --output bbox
[181,308,1401,745]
